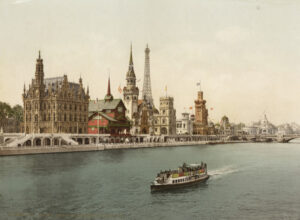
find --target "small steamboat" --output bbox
[151,162,209,192]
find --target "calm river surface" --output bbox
[1,142,300,220]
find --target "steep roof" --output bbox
[89,111,117,122]
[44,77,80,92]
[89,99,123,112]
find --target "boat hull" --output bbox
[151,175,209,192]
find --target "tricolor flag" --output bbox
[118,85,122,94]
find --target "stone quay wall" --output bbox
[0,140,246,156]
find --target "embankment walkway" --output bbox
[0,140,246,156]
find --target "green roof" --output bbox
[89,99,123,112]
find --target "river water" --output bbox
[1,142,300,220]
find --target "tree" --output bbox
[12,105,23,122]
[0,102,23,125]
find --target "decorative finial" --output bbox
[38,50,41,59]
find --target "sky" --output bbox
[0,0,300,125]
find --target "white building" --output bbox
[176,113,193,135]
[243,114,277,135]
[153,96,176,135]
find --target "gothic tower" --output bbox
[142,44,154,107]
[34,51,45,97]
[123,44,139,120]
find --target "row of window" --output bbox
[26,102,87,112]
[25,114,87,122]
[177,123,186,128]
[172,177,190,184]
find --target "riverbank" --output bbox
[0,140,247,156]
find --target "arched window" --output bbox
[64,114,67,122]
[35,114,38,122]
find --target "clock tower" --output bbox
[123,44,139,121]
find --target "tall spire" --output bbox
[142,44,154,106]
[129,43,133,65]
[38,50,41,59]
[126,43,136,79]
[105,76,113,102]
[107,76,111,96]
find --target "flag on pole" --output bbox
[210,107,214,110]
[196,82,201,86]
[189,106,193,110]
[118,85,122,94]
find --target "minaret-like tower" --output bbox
[142,44,154,106]
[193,89,209,135]
[123,44,139,120]
[194,90,208,126]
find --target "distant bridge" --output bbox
[242,134,300,143]
[1,133,221,147]
[1,133,299,147]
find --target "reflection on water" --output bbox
[1,143,300,220]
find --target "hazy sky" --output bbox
[0,0,299,125]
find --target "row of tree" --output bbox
[0,101,23,125]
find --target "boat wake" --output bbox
[208,166,239,179]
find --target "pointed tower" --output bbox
[142,44,154,107]
[105,76,114,102]
[123,44,139,120]
[35,51,44,86]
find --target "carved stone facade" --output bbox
[123,45,139,123]
[153,96,176,135]
[134,99,158,135]
[22,52,89,134]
